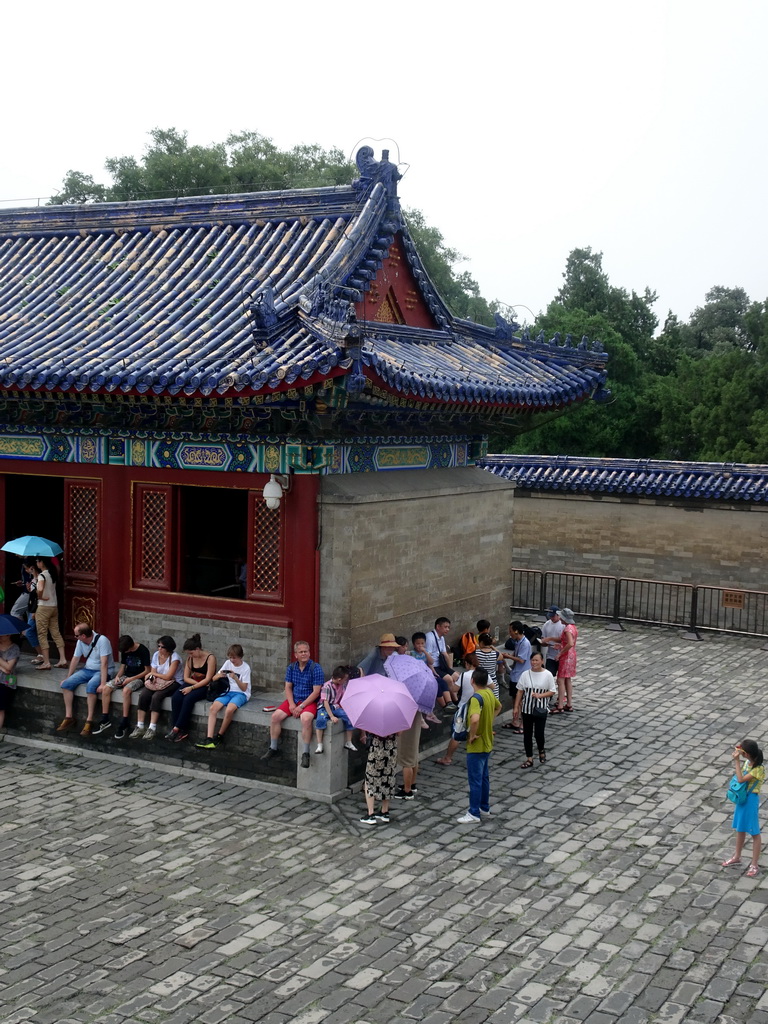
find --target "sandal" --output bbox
[722,857,742,867]
[564,705,574,712]
[539,751,546,763]
[549,706,564,714]
[746,864,759,877]
[35,664,52,671]
[434,757,453,766]
[520,758,534,769]
[502,722,517,729]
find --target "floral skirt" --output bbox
[364,734,398,801]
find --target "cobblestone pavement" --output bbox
[1,624,767,1024]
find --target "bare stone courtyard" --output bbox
[1,624,766,1024]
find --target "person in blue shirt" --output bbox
[262,641,324,768]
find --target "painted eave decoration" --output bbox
[0,145,609,416]
[481,454,768,502]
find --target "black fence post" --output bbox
[606,577,624,631]
[681,586,702,641]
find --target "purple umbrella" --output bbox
[341,674,418,737]
[383,653,438,714]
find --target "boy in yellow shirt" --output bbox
[457,667,502,824]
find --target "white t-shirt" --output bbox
[457,669,476,705]
[151,649,184,684]
[541,619,565,660]
[219,659,251,700]
[37,570,57,608]
[425,630,447,667]
[75,632,115,673]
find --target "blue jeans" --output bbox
[466,751,491,818]
[61,668,103,694]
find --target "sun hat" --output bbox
[558,608,576,625]
[377,633,399,648]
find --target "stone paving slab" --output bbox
[0,624,766,1024]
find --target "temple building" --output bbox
[0,146,609,681]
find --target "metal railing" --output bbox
[511,568,768,639]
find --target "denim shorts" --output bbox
[214,691,248,708]
[60,668,103,694]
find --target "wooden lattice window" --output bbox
[134,484,172,590]
[67,485,98,574]
[248,491,283,599]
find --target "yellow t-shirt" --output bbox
[466,689,502,753]
[743,762,765,794]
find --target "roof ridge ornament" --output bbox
[353,146,402,200]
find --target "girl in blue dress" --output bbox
[722,739,763,878]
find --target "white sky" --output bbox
[2,0,766,327]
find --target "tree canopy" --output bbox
[505,248,768,462]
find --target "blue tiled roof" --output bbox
[0,174,608,408]
[480,455,768,502]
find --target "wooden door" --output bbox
[63,479,101,634]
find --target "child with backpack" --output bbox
[722,738,764,877]
[456,667,501,824]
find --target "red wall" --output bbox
[0,461,319,653]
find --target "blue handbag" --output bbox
[727,775,750,805]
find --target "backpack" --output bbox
[459,631,477,658]
[522,624,542,653]
[452,691,485,741]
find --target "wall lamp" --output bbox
[263,473,291,510]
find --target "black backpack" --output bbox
[522,624,542,654]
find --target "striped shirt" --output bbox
[517,668,555,715]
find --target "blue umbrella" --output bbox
[1,535,63,557]
[0,613,29,635]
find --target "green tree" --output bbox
[683,285,752,354]
[501,248,659,457]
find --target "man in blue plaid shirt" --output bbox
[262,641,324,768]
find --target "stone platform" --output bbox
[0,623,766,1024]
[5,662,469,803]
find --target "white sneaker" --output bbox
[129,726,145,739]
[344,740,357,752]
[315,744,324,754]
[479,809,492,818]
[456,812,481,824]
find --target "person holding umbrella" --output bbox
[340,671,418,826]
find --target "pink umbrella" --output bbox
[383,653,438,713]
[341,674,418,737]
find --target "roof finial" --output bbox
[353,145,402,198]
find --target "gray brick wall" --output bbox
[511,491,768,589]
[118,610,291,692]
[318,467,516,667]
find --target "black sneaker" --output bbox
[375,811,390,823]
[261,748,281,761]
[214,734,225,746]
[300,752,310,769]
[92,720,112,736]
[394,787,415,800]
[359,813,378,826]
[196,738,217,750]
[115,724,128,740]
